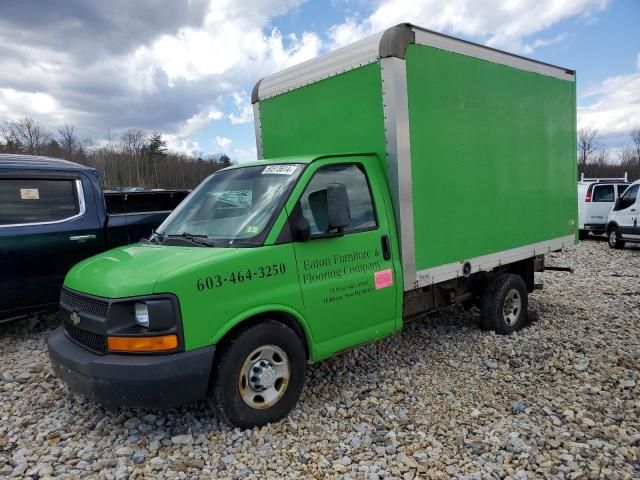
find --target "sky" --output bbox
[0,0,638,162]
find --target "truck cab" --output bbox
[48,154,403,427]
[606,180,640,248]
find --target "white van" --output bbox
[607,180,640,248]
[578,175,630,239]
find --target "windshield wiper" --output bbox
[229,239,262,247]
[167,232,216,247]
[148,230,164,244]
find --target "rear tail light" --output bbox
[585,190,592,202]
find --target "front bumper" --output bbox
[48,327,215,409]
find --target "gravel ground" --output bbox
[1,239,639,479]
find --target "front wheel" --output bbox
[608,227,625,249]
[480,274,528,335]
[209,320,306,428]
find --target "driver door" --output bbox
[617,184,639,240]
[290,160,398,359]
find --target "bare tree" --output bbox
[0,121,17,152]
[120,128,146,154]
[619,145,635,168]
[120,128,146,185]
[632,126,640,175]
[1,119,231,188]
[594,148,608,168]
[577,127,600,173]
[57,124,80,160]
[8,117,51,154]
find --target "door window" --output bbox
[299,164,377,235]
[592,185,614,202]
[616,184,630,197]
[0,178,79,226]
[618,184,639,210]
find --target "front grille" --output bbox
[64,321,107,353]
[60,289,109,318]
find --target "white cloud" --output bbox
[0,0,322,149]
[328,0,608,54]
[577,56,640,135]
[0,88,58,116]
[164,136,201,156]
[232,146,258,163]
[183,106,224,136]
[526,32,568,54]
[228,91,254,125]
[128,2,322,89]
[0,87,83,126]
[215,135,232,148]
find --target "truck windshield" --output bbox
[155,164,302,247]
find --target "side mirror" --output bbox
[326,183,351,230]
[291,203,311,242]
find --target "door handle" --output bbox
[381,235,391,261]
[69,234,96,242]
[631,209,636,212]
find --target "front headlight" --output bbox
[134,302,150,328]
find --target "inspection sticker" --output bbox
[374,269,393,289]
[20,188,39,200]
[262,165,297,175]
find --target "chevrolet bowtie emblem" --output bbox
[70,311,81,326]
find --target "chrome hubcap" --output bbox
[610,231,617,245]
[239,345,290,409]
[503,289,521,326]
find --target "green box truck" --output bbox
[48,23,577,428]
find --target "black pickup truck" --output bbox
[0,154,189,322]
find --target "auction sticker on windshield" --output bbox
[262,165,297,175]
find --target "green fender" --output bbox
[209,303,317,361]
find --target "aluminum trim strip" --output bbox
[254,23,575,104]
[0,179,87,228]
[253,103,264,159]
[414,234,576,288]
[381,57,416,291]
[257,32,384,101]
[107,210,172,217]
[413,29,575,82]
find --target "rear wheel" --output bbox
[480,274,528,335]
[608,227,625,249]
[578,230,588,240]
[209,320,306,428]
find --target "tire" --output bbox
[480,274,528,335]
[578,230,588,240]
[608,227,625,249]
[209,320,306,428]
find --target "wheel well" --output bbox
[218,312,310,360]
[501,258,534,293]
[606,222,618,233]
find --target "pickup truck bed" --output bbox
[0,154,189,322]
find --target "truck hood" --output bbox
[64,244,239,298]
